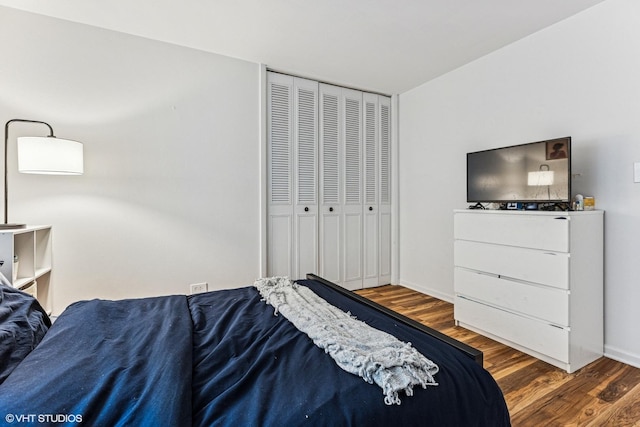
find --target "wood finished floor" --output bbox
[355,285,640,427]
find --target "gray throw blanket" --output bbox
[254,277,439,405]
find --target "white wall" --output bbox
[399,0,640,368]
[1,7,262,313]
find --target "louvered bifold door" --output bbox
[378,96,392,285]
[267,73,391,286]
[293,78,319,279]
[267,72,294,277]
[362,93,379,288]
[319,84,342,284]
[342,88,364,290]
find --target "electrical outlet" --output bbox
[190,282,208,294]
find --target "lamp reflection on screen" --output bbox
[528,164,554,200]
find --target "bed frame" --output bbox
[306,273,483,366]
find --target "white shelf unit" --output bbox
[453,210,603,373]
[0,225,52,312]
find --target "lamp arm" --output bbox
[3,119,55,225]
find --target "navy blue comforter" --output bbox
[0,282,50,385]
[0,279,510,426]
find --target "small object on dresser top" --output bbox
[584,196,595,210]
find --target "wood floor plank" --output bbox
[508,358,622,425]
[586,382,640,427]
[356,285,640,427]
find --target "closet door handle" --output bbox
[304,207,309,212]
[369,206,373,211]
[329,207,333,212]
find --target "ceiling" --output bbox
[0,0,606,94]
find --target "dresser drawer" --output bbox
[455,268,569,326]
[454,240,569,289]
[454,212,569,252]
[455,296,569,363]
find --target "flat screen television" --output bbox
[467,137,571,204]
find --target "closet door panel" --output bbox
[293,77,319,277]
[363,93,379,287]
[267,73,294,277]
[342,88,363,289]
[319,84,342,284]
[378,97,392,284]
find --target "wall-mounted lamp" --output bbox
[3,119,84,229]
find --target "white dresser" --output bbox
[453,210,603,373]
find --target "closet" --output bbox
[267,72,391,290]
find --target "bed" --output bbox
[0,273,510,426]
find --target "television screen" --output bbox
[467,137,571,203]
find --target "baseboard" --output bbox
[398,279,454,303]
[605,344,640,369]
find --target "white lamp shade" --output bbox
[527,170,554,186]
[17,136,83,175]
